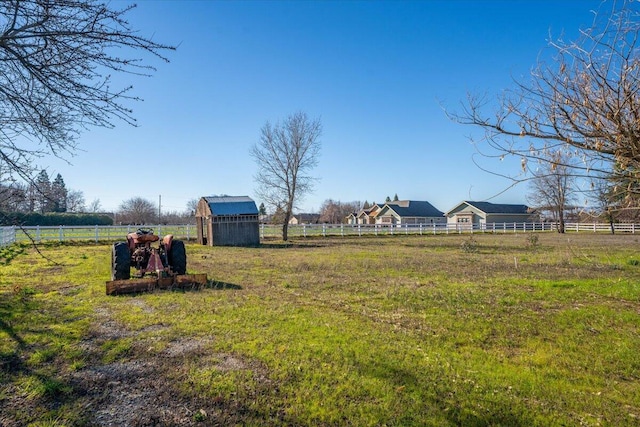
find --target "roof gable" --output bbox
[203,196,259,216]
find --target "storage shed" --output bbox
[196,196,260,246]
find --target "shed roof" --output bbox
[203,196,259,216]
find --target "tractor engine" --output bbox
[127,229,165,273]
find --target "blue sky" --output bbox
[45,0,605,214]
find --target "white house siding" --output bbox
[446,207,484,225]
[402,216,446,225]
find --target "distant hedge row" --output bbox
[0,212,114,226]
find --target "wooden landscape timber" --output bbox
[106,273,208,295]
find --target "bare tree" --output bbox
[117,197,156,225]
[0,1,174,202]
[449,1,640,213]
[66,190,86,213]
[527,151,577,233]
[186,198,199,216]
[88,198,102,213]
[251,111,322,241]
[318,199,361,224]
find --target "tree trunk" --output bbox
[558,215,565,233]
[282,210,291,241]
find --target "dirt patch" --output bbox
[162,338,209,358]
[62,306,270,426]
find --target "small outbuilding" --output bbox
[196,196,260,247]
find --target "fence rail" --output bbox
[0,222,637,248]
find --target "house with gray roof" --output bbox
[375,200,446,226]
[445,201,537,228]
[196,196,259,246]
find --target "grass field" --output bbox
[1,233,639,426]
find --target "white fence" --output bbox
[0,224,195,247]
[261,222,638,238]
[0,222,637,247]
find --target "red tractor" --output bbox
[111,228,186,281]
[107,228,205,295]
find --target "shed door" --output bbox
[201,217,208,245]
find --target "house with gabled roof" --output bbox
[375,200,445,225]
[445,201,537,227]
[196,196,260,246]
[345,203,382,225]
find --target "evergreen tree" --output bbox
[393,193,399,201]
[385,196,391,202]
[35,170,51,213]
[51,173,68,212]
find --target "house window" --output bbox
[457,217,470,223]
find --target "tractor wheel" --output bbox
[112,242,131,281]
[169,240,187,275]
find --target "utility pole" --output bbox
[158,194,161,224]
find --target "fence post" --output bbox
[59,225,63,242]
[322,224,326,237]
[341,224,344,237]
[95,225,99,242]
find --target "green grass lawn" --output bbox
[1,233,639,426]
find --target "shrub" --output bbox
[460,236,479,253]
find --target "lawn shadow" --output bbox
[207,280,242,290]
[258,242,328,249]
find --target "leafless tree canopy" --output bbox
[449,0,640,211]
[251,111,322,241]
[0,0,174,187]
[527,151,578,233]
[319,199,360,224]
[117,196,156,225]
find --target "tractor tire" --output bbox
[169,240,187,275]
[112,242,131,281]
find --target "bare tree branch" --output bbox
[0,0,174,197]
[448,1,640,213]
[251,111,322,241]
